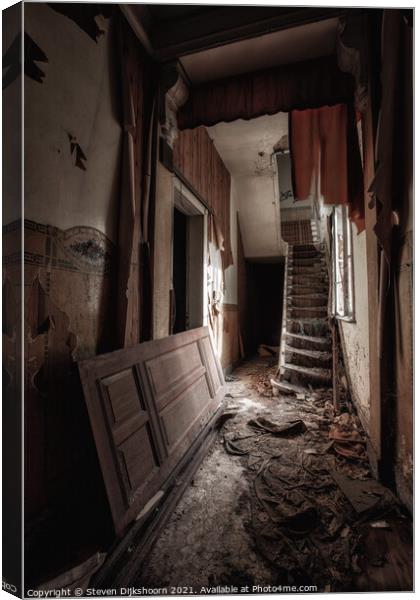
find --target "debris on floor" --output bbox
[329,412,367,460]
[369,521,391,529]
[136,357,412,593]
[247,358,278,397]
[257,344,279,357]
[330,471,396,515]
[247,416,307,436]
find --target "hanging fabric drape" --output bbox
[289,103,365,232]
[178,56,354,130]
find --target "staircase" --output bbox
[273,242,332,395]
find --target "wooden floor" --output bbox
[354,510,413,592]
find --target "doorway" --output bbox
[172,208,188,333]
[244,260,285,356]
[171,180,207,334]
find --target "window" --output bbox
[332,205,354,321]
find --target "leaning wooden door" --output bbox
[78,327,225,535]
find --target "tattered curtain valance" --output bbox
[289,103,365,232]
[178,55,354,130]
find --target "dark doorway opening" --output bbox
[172,208,187,334]
[244,260,285,356]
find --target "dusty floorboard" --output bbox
[135,358,412,593]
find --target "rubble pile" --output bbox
[222,363,401,591]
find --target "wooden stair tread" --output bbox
[283,363,332,379]
[270,379,310,396]
[284,345,331,360]
[286,332,331,344]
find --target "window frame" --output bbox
[332,205,355,322]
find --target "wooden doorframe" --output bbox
[172,177,209,331]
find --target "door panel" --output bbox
[159,376,213,451]
[117,425,159,496]
[145,342,205,410]
[79,327,225,535]
[97,366,162,514]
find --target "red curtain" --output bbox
[178,56,354,130]
[289,103,365,232]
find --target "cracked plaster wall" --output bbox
[24,3,122,242]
